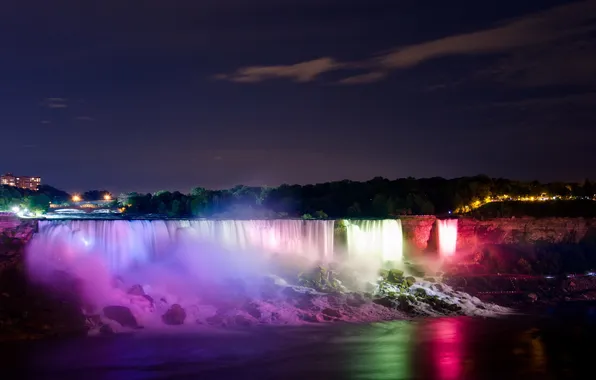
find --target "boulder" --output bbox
[322,308,341,318]
[162,304,187,325]
[346,293,368,307]
[127,284,145,296]
[234,315,254,327]
[99,324,114,335]
[103,306,140,328]
[242,302,262,319]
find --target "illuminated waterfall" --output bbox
[437,219,458,257]
[344,219,403,262]
[35,219,335,271]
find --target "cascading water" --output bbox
[343,219,403,262]
[437,219,458,257]
[34,219,335,272]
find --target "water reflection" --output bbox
[345,321,413,380]
[3,317,596,379]
[432,319,464,380]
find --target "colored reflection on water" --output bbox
[344,321,413,380]
[4,317,596,379]
[432,318,464,380]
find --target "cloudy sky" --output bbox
[1,0,595,193]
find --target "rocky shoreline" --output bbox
[1,234,507,341]
[3,219,594,342]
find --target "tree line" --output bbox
[1,176,593,218]
[117,176,595,218]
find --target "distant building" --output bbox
[0,173,41,191]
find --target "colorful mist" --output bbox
[437,219,458,257]
[344,219,403,262]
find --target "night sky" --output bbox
[1,0,595,194]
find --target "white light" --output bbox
[11,206,20,213]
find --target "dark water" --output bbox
[1,316,594,380]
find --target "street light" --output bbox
[104,194,112,201]
[72,195,81,202]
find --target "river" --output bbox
[1,315,594,379]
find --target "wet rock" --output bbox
[99,324,114,335]
[234,315,254,327]
[432,284,445,292]
[281,286,301,299]
[346,293,368,307]
[298,313,321,323]
[103,306,140,328]
[322,308,341,318]
[326,293,347,307]
[142,294,155,307]
[374,297,396,308]
[85,315,102,330]
[205,314,226,326]
[127,284,145,296]
[405,276,417,287]
[162,304,187,325]
[242,302,262,319]
[528,293,538,302]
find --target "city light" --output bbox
[72,195,81,202]
[104,194,112,201]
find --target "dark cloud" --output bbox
[217,0,596,85]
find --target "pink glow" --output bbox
[437,219,458,257]
[432,318,463,380]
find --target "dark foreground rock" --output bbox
[103,306,140,329]
[0,249,87,341]
[162,304,187,325]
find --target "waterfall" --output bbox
[344,219,403,262]
[35,219,335,271]
[437,219,458,257]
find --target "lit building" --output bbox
[0,173,41,191]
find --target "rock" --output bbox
[205,314,226,326]
[405,276,417,287]
[242,302,262,319]
[85,315,102,330]
[387,269,404,284]
[298,313,321,323]
[103,306,140,328]
[373,297,395,308]
[326,293,347,307]
[99,324,114,335]
[127,284,145,296]
[413,288,427,298]
[322,308,341,318]
[162,304,187,325]
[527,293,538,302]
[234,315,254,327]
[346,293,368,307]
[281,286,301,299]
[142,294,155,307]
[432,284,444,292]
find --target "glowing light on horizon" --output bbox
[103,194,112,201]
[72,195,81,202]
[345,219,403,262]
[437,219,458,257]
